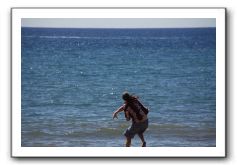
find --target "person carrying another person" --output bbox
[113,92,149,147]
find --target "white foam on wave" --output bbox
[23,35,184,40]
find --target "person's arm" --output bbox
[113,105,125,119]
[125,110,131,121]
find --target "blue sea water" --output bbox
[21,27,216,147]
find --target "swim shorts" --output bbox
[124,119,148,138]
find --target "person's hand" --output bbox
[113,113,118,119]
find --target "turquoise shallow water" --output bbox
[21,28,216,147]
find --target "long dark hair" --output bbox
[122,92,143,120]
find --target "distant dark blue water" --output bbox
[21,27,216,147]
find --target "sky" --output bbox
[21,18,216,28]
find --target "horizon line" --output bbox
[21,26,216,29]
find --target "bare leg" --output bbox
[138,133,146,147]
[125,137,131,147]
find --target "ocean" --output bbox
[21,27,216,147]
